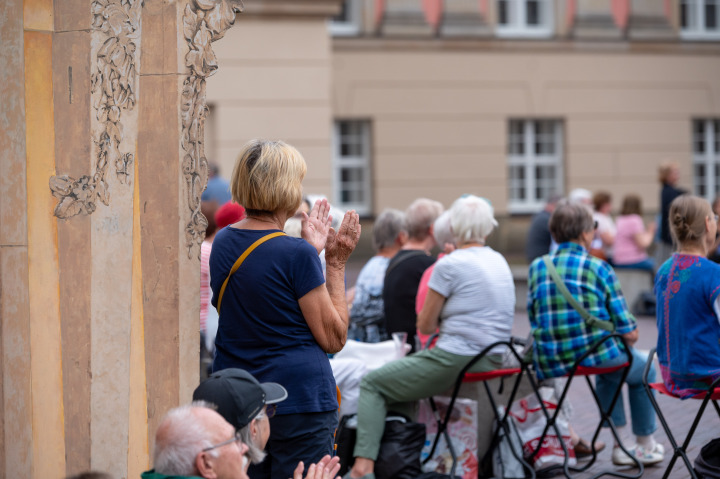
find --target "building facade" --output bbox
[207,0,720,257]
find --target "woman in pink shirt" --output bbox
[613,194,657,272]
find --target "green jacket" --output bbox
[141,469,203,479]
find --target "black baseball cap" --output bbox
[192,368,288,430]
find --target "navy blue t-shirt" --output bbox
[209,227,337,415]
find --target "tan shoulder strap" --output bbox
[217,232,286,312]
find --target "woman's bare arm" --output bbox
[299,210,360,354]
[417,288,446,335]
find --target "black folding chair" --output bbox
[423,338,536,479]
[642,348,720,479]
[524,333,643,479]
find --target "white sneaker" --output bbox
[611,443,665,466]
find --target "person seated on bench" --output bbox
[655,195,720,399]
[527,199,664,466]
[613,194,657,273]
[344,195,515,479]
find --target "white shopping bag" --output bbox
[418,396,479,479]
[508,387,576,470]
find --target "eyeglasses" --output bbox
[202,431,242,452]
[256,403,278,420]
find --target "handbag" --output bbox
[336,414,426,479]
[216,231,285,312]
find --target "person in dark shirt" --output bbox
[383,198,443,352]
[526,195,561,263]
[657,162,686,266]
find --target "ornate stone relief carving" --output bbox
[181,0,244,258]
[50,0,143,219]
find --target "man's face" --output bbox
[200,409,250,479]
[253,406,271,450]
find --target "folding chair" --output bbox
[524,333,644,479]
[423,338,536,479]
[642,348,720,479]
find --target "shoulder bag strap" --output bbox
[384,250,427,280]
[541,255,615,332]
[217,231,286,313]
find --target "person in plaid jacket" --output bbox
[527,199,664,466]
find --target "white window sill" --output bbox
[680,30,720,41]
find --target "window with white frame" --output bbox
[333,121,372,216]
[681,0,720,39]
[496,0,554,38]
[329,0,362,36]
[693,119,720,200]
[507,119,563,212]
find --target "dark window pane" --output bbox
[527,0,540,25]
[716,164,720,196]
[695,163,706,197]
[333,1,349,23]
[706,0,717,28]
[509,121,524,155]
[499,0,508,25]
[695,120,705,154]
[715,120,720,152]
[681,0,689,27]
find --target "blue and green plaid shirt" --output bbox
[527,242,636,379]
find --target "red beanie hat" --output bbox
[215,202,246,229]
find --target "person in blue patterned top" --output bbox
[655,195,720,399]
[527,199,664,465]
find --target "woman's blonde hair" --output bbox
[231,140,307,216]
[669,195,711,247]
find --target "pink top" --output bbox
[415,253,445,348]
[613,214,648,265]
[200,239,212,332]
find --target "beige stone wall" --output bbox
[331,42,720,219]
[206,9,339,197]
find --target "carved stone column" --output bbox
[0,0,243,477]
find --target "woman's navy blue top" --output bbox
[210,227,338,415]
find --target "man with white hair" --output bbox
[142,401,250,479]
[142,400,341,479]
[383,198,443,352]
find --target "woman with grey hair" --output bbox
[345,195,515,479]
[528,199,662,465]
[348,209,407,342]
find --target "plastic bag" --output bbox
[489,406,526,479]
[508,387,576,470]
[418,397,479,479]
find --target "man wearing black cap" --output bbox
[193,368,288,468]
[142,400,340,479]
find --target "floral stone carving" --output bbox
[181,0,244,258]
[50,0,143,219]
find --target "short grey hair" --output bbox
[405,198,444,241]
[432,211,455,247]
[238,418,267,465]
[153,401,218,476]
[372,209,406,251]
[449,195,497,245]
[549,199,594,244]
